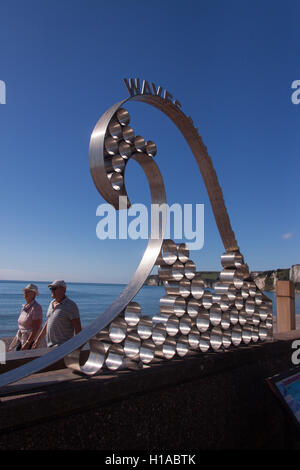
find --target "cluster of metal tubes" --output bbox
[82,240,272,373]
[104,108,157,192]
[84,107,274,373]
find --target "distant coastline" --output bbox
[144,265,300,292]
[0,280,127,286]
[2,265,300,292]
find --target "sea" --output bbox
[0,280,299,338]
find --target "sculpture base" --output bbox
[0,332,299,450]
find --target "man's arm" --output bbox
[71,318,82,335]
[32,321,48,349]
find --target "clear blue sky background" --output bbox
[0,0,299,283]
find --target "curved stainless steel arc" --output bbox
[0,143,167,389]
[90,93,238,251]
[0,87,239,389]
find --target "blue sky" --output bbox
[0,0,299,283]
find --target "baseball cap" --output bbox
[48,280,67,289]
[22,283,39,296]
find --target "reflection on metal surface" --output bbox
[134,135,146,153]
[124,333,141,358]
[176,335,190,357]
[0,79,273,390]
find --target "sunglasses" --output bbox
[50,287,59,291]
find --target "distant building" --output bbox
[290,265,300,284]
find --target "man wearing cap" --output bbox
[33,280,82,348]
[9,283,43,351]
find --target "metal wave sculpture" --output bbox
[0,78,273,388]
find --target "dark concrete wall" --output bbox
[0,336,299,450]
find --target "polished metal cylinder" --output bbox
[229,306,239,325]
[104,136,119,155]
[233,273,244,289]
[123,302,141,327]
[196,309,210,332]
[199,332,210,352]
[105,344,126,370]
[219,269,236,283]
[264,301,273,314]
[116,108,130,126]
[187,298,201,318]
[221,313,231,330]
[245,299,255,315]
[158,261,184,281]
[152,323,167,346]
[176,335,190,357]
[107,172,123,191]
[251,326,259,342]
[105,154,126,174]
[108,120,123,140]
[238,311,247,326]
[222,330,232,349]
[139,339,155,364]
[122,125,135,143]
[266,316,273,330]
[255,291,263,306]
[214,282,235,297]
[93,331,111,352]
[165,279,191,298]
[156,239,178,266]
[235,294,244,311]
[134,135,146,153]
[251,326,259,343]
[119,141,133,159]
[191,277,205,299]
[202,291,213,310]
[145,140,157,157]
[137,316,153,340]
[231,325,242,346]
[210,327,223,350]
[242,326,252,344]
[221,252,244,269]
[151,313,170,324]
[124,333,141,358]
[258,304,268,321]
[177,243,189,263]
[79,338,107,376]
[220,295,230,312]
[210,304,222,326]
[179,314,192,335]
[159,295,186,317]
[188,327,200,349]
[158,265,174,281]
[108,318,127,343]
[241,283,250,299]
[248,282,257,297]
[253,314,261,326]
[212,293,222,303]
[165,314,179,336]
[155,338,177,360]
[184,260,196,280]
[214,283,236,302]
[258,324,268,341]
